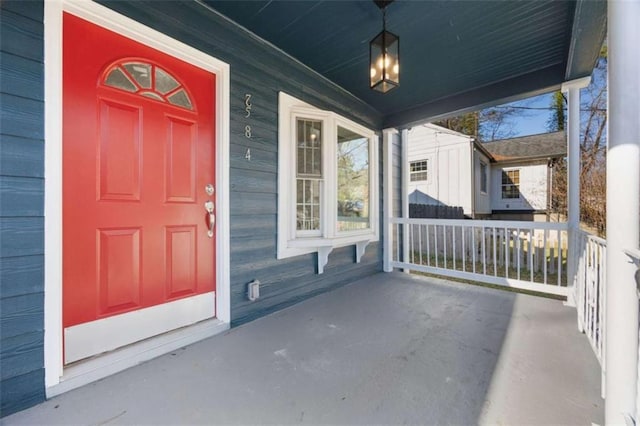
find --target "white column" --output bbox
[606,0,640,424]
[383,128,398,272]
[401,128,410,270]
[561,77,589,307]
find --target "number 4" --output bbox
[245,148,251,161]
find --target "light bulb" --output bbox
[370,67,377,78]
[393,62,399,74]
[377,56,383,70]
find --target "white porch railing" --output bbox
[390,218,569,297]
[575,230,607,398]
[387,217,617,406]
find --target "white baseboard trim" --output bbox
[47,318,229,398]
[65,292,216,363]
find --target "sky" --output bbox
[508,93,554,137]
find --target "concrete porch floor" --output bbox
[4,272,603,425]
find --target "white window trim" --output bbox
[277,92,379,272]
[479,160,488,194]
[44,0,231,395]
[501,167,521,199]
[409,159,429,182]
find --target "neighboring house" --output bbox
[484,131,567,221]
[407,124,493,217]
[407,124,566,220]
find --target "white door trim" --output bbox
[44,0,231,392]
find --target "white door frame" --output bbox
[44,0,231,394]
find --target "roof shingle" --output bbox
[483,131,567,162]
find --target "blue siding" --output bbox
[0,0,45,417]
[0,0,386,416]
[98,0,385,326]
[0,136,44,178]
[0,255,44,299]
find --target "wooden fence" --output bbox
[409,204,464,219]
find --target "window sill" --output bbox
[278,233,376,274]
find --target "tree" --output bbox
[434,112,479,138]
[435,44,607,235]
[477,106,520,141]
[549,44,607,235]
[547,91,566,132]
[435,101,534,142]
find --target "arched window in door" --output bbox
[102,60,194,110]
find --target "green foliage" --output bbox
[546,91,566,131]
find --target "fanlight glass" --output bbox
[103,61,194,111]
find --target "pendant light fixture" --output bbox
[370,0,399,93]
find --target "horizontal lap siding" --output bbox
[1,0,387,415]
[0,1,45,417]
[99,1,384,326]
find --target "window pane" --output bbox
[103,62,194,111]
[410,160,428,182]
[155,67,179,94]
[140,92,165,101]
[337,126,369,232]
[104,67,137,92]
[296,119,322,177]
[480,162,487,193]
[167,89,193,110]
[296,179,320,231]
[501,170,520,199]
[123,63,152,89]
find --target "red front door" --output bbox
[62,13,216,363]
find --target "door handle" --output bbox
[204,200,215,237]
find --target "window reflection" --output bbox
[296,119,323,232]
[337,126,369,232]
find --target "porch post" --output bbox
[562,77,589,307]
[401,128,410,270]
[606,0,640,423]
[383,128,398,272]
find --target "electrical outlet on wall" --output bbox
[247,280,260,301]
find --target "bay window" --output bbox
[278,93,379,272]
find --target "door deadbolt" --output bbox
[205,184,214,196]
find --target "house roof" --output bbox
[482,131,567,163]
[205,1,606,128]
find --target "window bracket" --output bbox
[356,240,370,263]
[317,246,333,274]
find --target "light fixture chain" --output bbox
[383,6,386,32]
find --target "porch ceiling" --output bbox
[204,0,606,128]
